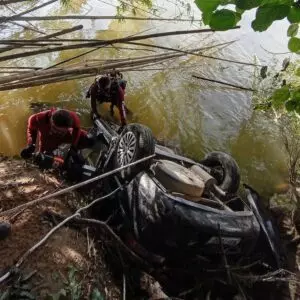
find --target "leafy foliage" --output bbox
[288,37,300,52]
[194,0,300,52]
[287,23,299,37]
[46,265,105,300]
[254,60,300,114]
[0,271,36,300]
[209,9,241,30]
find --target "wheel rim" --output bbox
[117,131,137,166]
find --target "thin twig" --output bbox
[192,74,255,92]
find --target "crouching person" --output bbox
[20,108,93,170]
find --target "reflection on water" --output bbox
[0,0,291,196]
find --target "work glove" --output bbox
[20,144,35,159]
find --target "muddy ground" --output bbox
[0,156,121,299]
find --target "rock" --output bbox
[0,222,11,240]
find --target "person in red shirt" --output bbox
[20,108,91,159]
[86,72,127,126]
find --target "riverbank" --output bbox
[0,156,120,299]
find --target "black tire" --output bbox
[114,123,155,179]
[200,151,240,194]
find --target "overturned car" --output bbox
[74,118,284,272]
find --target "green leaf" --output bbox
[194,0,221,24]
[285,99,298,111]
[291,89,300,101]
[272,86,290,108]
[262,0,292,4]
[209,9,240,30]
[288,6,300,23]
[287,23,299,37]
[296,67,300,76]
[288,37,300,53]
[236,0,263,10]
[252,4,290,32]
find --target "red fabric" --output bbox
[27,108,86,152]
[116,86,126,126]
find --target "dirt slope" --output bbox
[0,156,120,299]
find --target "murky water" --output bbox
[0,0,292,197]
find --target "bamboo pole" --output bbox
[0,15,202,22]
[0,25,83,54]
[0,0,58,23]
[192,74,255,91]
[44,27,157,69]
[0,41,63,45]
[0,63,171,90]
[8,21,47,35]
[0,51,185,86]
[5,4,43,34]
[0,70,32,73]
[0,55,178,89]
[0,49,188,84]
[0,50,198,89]
[0,0,31,4]
[0,47,208,86]
[0,27,239,62]
[126,41,262,67]
[0,66,41,69]
[44,46,156,69]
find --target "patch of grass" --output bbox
[0,271,36,300]
[47,265,104,300]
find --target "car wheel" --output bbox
[200,151,240,194]
[114,123,155,179]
